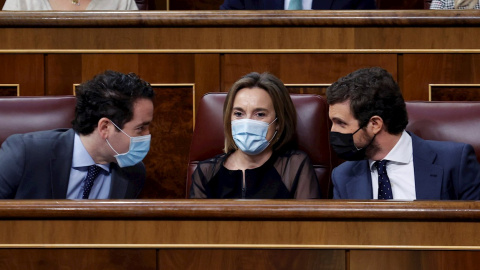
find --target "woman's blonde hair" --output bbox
[223,72,297,154]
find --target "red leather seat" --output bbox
[0,96,76,145]
[186,93,332,198]
[406,101,480,162]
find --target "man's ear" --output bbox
[97,118,111,139]
[369,115,384,135]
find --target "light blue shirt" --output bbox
[66,133,112,199]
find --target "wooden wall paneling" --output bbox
[0,84,19,96]
[0,27,354,51]
[287,85,330,97]
[222,54,397,91]
[140,54,220,198]
[430,85,480,101]
[2,26,480,52]
[81,54,140,80]
[354,27,480,50]
[2,200,480,245]
[156,0,167,10]
[402,54,480,101]
[0,249,156,270]
[194,54,221,114]
[0,54,44,96]
[45,54,82,95]
[3,218,480,247]
[141,85,194,199]
[3,13,480,51]
[138,54,195,198]
[158,249,345,270]
[350,250,480,270]
[138,54,195,83]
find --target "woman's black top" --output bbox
[189,150,321,199]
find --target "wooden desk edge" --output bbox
[1,199,479,220]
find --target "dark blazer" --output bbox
[332,133,480,200]
[220,0,376,10]
[0,129,145,199]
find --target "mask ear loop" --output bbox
[268,130,278,143]
[267,117,278,143]
[106,139,120,155]
[106,120,129,156]
[351,117,371,150]
[110,120,132,138]
[352,118,377,151]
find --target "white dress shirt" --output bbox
[284,0,313,10]
[369,131,416,200]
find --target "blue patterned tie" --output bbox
[288,0,303,10]
[82,165,101,199]
[375,160,393,200]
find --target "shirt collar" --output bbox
[369,130,413,171]
[72,133,110,172]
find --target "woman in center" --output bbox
[190,72,321,199]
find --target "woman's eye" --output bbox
[233,112,242,117]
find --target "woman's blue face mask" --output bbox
[231,118,277,155]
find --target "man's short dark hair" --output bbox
[326,67,408,135]
[72,70,154,135]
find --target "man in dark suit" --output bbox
[327,67,480,200]
[0,70,155,199]
[220,0,376,10]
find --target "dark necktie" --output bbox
[82,165,101,199]
[375,160,393,200]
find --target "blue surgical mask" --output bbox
[231,118,277,155]
[106,121,151,168]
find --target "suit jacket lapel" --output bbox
[411,133,443,200]
[345,160,374,199]
[312,0,334,9]
[109,164,129,199]
[50,129,75,199]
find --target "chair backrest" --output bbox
[186,93,332,198]
[0,96,76,145]
[406,101,480,162]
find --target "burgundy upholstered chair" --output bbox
[406,101,480,162]
[186,93,332,199]
[0,96,76,145]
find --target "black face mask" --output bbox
[330,127,375,161]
